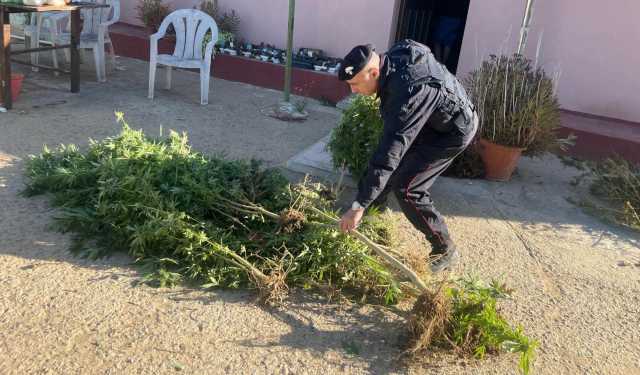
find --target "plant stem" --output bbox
[217,198,429,292]
[206,239,270,283]
[217,197,282,220]
[309,207,429,292]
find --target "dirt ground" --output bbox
[1,57,639,375]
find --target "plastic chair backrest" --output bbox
[157,9,218,60]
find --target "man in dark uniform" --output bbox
[337,40,478,273]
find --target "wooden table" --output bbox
[0,1,108,109]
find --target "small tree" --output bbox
[283,0,296,103]
[269,0,307,121]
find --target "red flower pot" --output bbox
[478,138,525,181]
[0,73,24,106]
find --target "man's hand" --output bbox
[339,208,365,233]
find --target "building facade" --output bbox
[120,0,640,124]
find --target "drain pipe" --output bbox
[517,0,535,55]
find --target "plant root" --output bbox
[254,269,290,306]
[405,283,452,357]
[278,209,306,233]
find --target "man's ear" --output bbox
[370,67,380,79]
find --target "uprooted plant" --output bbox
[22,114,536,373]
[22,113,404,305]
[577,156,640,231]
[407,276,538,375]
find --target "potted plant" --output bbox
[198,0,241,56]
[137,0,171,34]
[465,54,568,181]
[198,0,240,37]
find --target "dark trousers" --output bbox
[370,112,478,254]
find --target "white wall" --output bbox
[458,0,640,122]
[120,0,398,58]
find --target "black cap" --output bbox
[338,44,374,81]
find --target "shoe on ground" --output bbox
[429,247,459,273]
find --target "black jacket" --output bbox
[355,40,475,208]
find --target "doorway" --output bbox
[394,0,471,73]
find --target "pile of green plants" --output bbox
[23,115,537,373]
[23,115,401,304]
[589,157,640,230]
[327,95,484,180]
[464,54,568,155]
[409,277,537,375]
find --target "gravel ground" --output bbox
[1,57,639,375]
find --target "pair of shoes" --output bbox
[429,247,459,273]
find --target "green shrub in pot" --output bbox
[464,53,568,156]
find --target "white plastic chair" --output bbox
[9,14,41,69]
[148,9,218,105]
[23,13,68,75]
[47,0,120,82]
[8,14,29,41]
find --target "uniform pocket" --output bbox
[428,111,454,133]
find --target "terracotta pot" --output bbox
[1,73,24,105]
[478,138,525,181]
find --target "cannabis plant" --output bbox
[23,115,403,304]
[327,95,383,180]
[328,95,484,179]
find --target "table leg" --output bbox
[0,8,12,109]
[70,9,80,93]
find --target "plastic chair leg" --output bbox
[148,62,157,99]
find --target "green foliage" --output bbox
[447,277,538,375]
[217,31,235,45]
[137,0,171,32]
[465,54,567,156]
[199,0,241,35]
[328,95,484,179]
[201,31,233,57]
[22,115,402,304]
[589,157,640,230]
[23,116,537,373]
[198,0,238,53]
[327,95,383,180]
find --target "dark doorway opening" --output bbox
[394,0,471,74]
